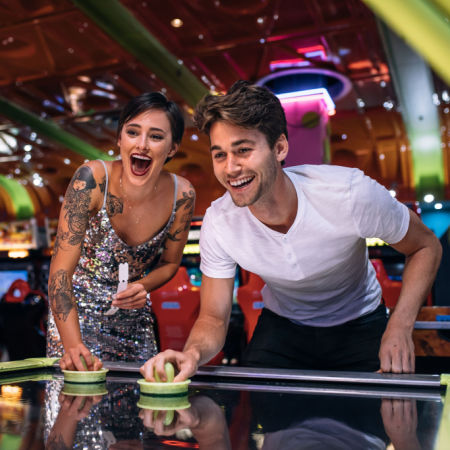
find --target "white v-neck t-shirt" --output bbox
[200,165,410,327]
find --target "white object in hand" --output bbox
[105,262,128,316]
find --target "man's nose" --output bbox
[225,154,240,174]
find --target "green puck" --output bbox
[62,382,108,397]
[137,379,190,396]
[62,368,108,384]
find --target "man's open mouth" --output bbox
[130,154,152,176]
[229,176,255,189]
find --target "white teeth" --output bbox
[132,154,151,160]
[230,176,253,187]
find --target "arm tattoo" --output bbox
[51,230,70,260]
[98,176,106,194]
[63,166,96,246]
[106,192,123,217]
[46,434,71,450]
[49,269,74,322]
[166,189,195,242]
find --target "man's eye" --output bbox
[213,152,226,159]
[239,147,251,153]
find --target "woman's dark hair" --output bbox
[117,92,185,145]
[193,80,287,148]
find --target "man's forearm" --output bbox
[183,317,228,366]
[390,243,442,327]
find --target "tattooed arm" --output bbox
[48,162,104,371]
[113,176,195,309]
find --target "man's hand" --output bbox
[378,321,415,373]
[140,349,199,382]
[59,342,102,371]
[381,399,420,450]
[113,282,148,310]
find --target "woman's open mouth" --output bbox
[130,154,152,176]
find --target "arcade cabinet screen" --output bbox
[0,270,28,299]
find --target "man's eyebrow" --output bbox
[210,139,255,151]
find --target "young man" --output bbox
[141,81,442,381]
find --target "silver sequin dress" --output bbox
[47,160,178,362]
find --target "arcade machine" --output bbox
[0,218,48,361]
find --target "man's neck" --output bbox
[248,171,298,234]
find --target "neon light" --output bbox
[276,88,336,114]
[270,45,326,70]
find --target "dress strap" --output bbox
[171,174,178,215]
[97,159,108,210]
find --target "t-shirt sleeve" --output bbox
[199,208,237,278]
[350,169,410,244]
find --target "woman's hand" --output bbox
[59,342,102,371]
[112,282,149,310]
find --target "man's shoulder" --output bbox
[285,164,361,188]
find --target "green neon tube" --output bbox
[0,96,113,161]
[71,0,209,107]
[0,175,35,220]
[362,0,450,85]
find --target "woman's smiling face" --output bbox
[118,108,178,185]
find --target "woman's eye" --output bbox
[151,134,164,140]
[126,129,138,137]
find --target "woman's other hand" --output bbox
[112,282,149,310]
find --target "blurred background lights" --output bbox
[424,194,435,203]
[434,203,443,210]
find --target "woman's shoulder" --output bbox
[169,172,196,199]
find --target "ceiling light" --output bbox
[434,203,443,210]
[190,134,199,141]
[64,158,71,165]
[356,98,365,108]
[424,194,434,203]
[24,144,32,152]
[108,150,115,156]
[23,154,31,162]
[341,134,347,140]
[389,190,396,197]
[380,80,386,88]
[257,17,264,24]
[383,100,394,110]
[277,88,336,115]
[170,18,183,28]
[198,34,204,40]
[14,168,20,174]
[432,93,440,106]
[379,154,385,160]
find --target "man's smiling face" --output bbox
[209,121,284,208]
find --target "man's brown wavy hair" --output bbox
[193,80,288,149]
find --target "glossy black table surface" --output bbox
[0,364,448,449]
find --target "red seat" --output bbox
[236,270,265,343]
[151,266,222,364]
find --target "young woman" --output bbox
[47,92,195,371]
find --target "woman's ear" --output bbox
[274,134,289,162]
[167,142,179,158]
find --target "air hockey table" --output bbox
[0,360,449,449]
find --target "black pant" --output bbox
[242,304,388,371]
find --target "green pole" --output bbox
[362,0,450,85]
[71,0,209,107]
[0,96,113,161]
